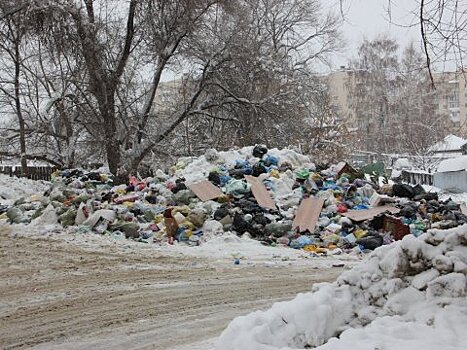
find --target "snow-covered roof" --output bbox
[430,134,467,153]
[437,155,467,172]
[393,158,411,169]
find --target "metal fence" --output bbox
[434,171,467,193]
[0,165,57,181]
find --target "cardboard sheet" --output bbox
[188,180,223,201]
[292,197,325,233]
[244,175,276,210]
[336,162,362,179]
[343,205,400,222]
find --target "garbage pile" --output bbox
[1,145,466,255]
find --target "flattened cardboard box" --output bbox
[244,175,276,210]
[343,205,400,222]
[292,197,325,233]
[188,180,224,201]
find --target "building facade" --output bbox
[325,67,467,135]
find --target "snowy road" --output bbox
[0,228,345,350]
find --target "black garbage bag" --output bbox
[253,144,268,158]
[232,213,252,234]
[392,184,415,199]
[252,161,267,177]
[356,234,384,250]
[208,172,221,185]
[214,206,230,221]
[253,213,271,226]
[228,168,245,179]
[400,205,418,218]
[414,192,438,201]
[236,198,262,214]
[413,184,426,196]
[172,179,187,194]
[440,200,460,212]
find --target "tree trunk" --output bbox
[14,42,27,177]
[99,92,121,177]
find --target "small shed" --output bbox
[433,156,467,193]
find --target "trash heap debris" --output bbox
[1,145,466,255]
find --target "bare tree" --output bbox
[347,36,402,154]
[0,0,343,179]
[347,37,448,160]
[0,1,29,175]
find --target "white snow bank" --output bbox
[0,174,49,204]
[218,225,467,350]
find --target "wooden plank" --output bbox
[244,175,276,210]
[188,180,224,201]
[343,205,400,222]
[292,197,325,233]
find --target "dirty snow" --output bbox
[217,225,467,350]
[0,174,49,204]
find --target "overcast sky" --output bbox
[162,1,447,81]
[328,0,421,70]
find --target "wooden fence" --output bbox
[0,165,57,181]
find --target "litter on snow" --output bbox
[1,145,466,258]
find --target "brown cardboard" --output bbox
[336,162,362,179]
[188,180,224,201]
[244,175,276,210]
[343,205,400,222]
[382,215,410,240]
[292,197,325,233]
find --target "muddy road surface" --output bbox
[0,229,344,350]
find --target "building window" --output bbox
[448,91,459,109]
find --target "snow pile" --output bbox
[0,174,49,204]
[218,225,467,350]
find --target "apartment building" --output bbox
[325,67,467,134]
[324,67,356,125]
[433,71,467,128]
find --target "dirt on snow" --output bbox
[0,228,343,350]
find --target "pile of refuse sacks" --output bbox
[1,145,466,255]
